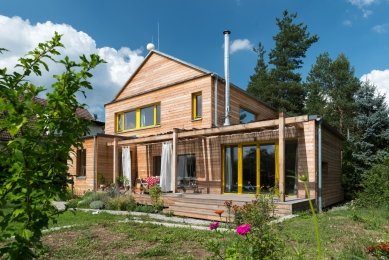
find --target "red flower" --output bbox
[214,210,224,216]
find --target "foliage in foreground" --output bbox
[207,192,284,260]
[0,33,104,258]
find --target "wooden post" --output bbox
[113,138,118,184]
[278,112,285,202]
[172,128,179,193]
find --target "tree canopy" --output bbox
[0,33,105,258]
[247,10,319,115]
[305,52,361,135]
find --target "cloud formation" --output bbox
[372,24,388,33]
[360,70,389,103]
[229,39,253,54]
[347,0,378,8]
[343,20,353,27]
[362,9,373,17]
[0,15,145,120]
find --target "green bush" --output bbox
[356,160,389,209]
[90,200,105,209]
[106,195,136,211]
[149,185,164,212]
[66,199,79,209]
[134,204,156,213]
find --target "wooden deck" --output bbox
[132,193,313,221]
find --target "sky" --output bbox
[1,0,389,121]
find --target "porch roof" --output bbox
[107,115,309,146]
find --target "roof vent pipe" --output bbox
[223,30,231,126]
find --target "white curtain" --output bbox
[225,147,232,192]
[122,146,131,190]
[160,141,172,192]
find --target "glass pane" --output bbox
[285,140,298,195]
[118,114,122,131]
[156,105,160,124]
[242,145,257,194]
[177,154,196,188]
[224,146,238,193]
[196,94,202,117]
[124,111,136,129]
[154,156,161,176]
[260,144,275,193]
[141,106,154,127]
[240,108,255,124]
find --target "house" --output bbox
[69,45,345,210]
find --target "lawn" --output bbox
[3,204,389,259]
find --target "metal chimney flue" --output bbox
[223,30,231,126]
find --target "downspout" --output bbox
[93,135,96,191]
[223,30,231,126]
[213,74,218,126]
[317,117,322,213]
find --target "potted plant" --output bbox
[98,173,106,191]
[140,185,144,194]
[123,176,130,190]
[116,176,124,187]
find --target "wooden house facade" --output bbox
[69,50,344,208]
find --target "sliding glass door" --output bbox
[223,142,278,194]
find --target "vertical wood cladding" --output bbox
[321,126,344,206]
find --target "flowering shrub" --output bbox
[206,193,284,259]
[144,176,160,187]
[236,224,251,235]
[367,242,389,259]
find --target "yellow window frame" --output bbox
[222,141,280,195]
[192,92,202,119]
[116,103,160,132]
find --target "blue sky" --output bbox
[1,0,389,120]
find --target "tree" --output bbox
[247,10,319,115]
[352,81,389,172]
[305,52,360,135]
[342,81,389,198]
[0,33,105,258]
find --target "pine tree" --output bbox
[305,52,360,134]
[247,10,319,115]
[352,81,389,173]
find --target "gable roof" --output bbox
[111,50,211,102]
[109,49,277,112]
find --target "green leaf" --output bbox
[20,229,33,240]
[14,150,24,163]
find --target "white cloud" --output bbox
[343,20,353,27]
[0,15,145,121]
[362,9,373,17]
[372,24,388,33]
[347,0,379,8]
[229,39,253,54]
[360,69,389,103]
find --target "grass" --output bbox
[2,204,389,259]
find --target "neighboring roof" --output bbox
[1,97,96,141]
[33,97,94,120]
[108,50,277,112]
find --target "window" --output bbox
[116,103,160,132]
[177,154,196,187]
[193,93,202,119]
[240,108,256,124]
[77,149,86,177]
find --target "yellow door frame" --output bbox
[222,140,279,195]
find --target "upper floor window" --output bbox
[240,108,256,124]
[116,103,160,132]
[193,92,202,119]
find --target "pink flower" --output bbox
[236,224,251,235]
[209,222,220,230]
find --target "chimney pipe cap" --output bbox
[223,30,231,35]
